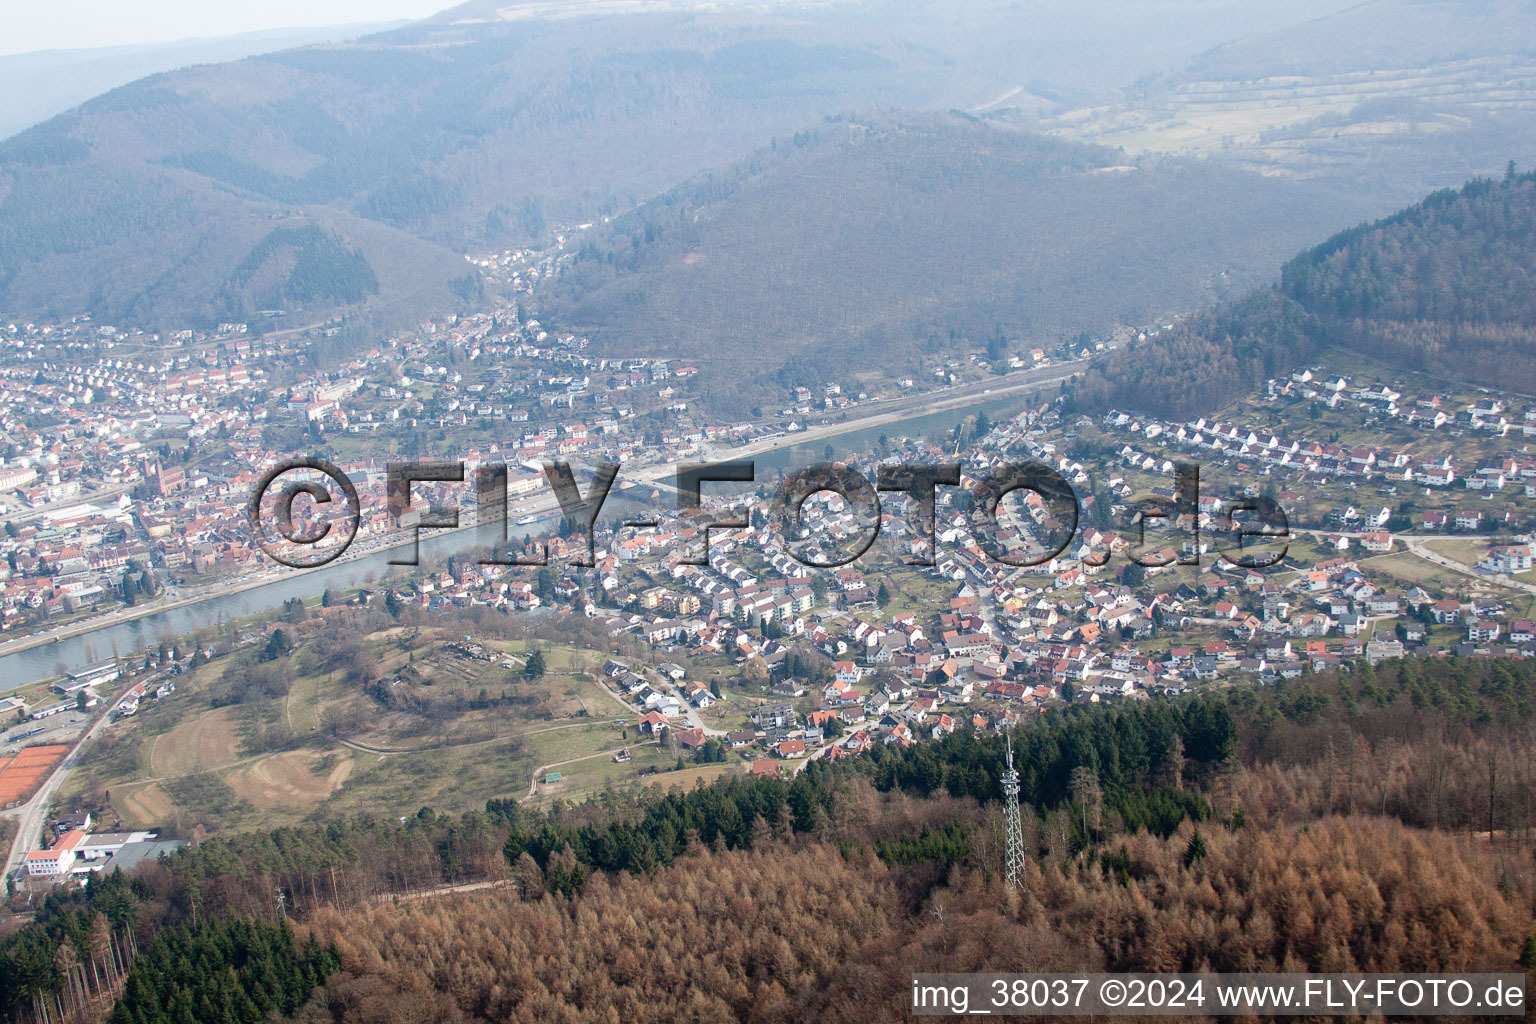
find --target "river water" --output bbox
[0,394,1024,686]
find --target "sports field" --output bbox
[0,745,68,806]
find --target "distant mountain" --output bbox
[0,24,404,143]
[2,0,1528,341]
[536,114,1371,405]
[0,0,1366,332]
[1045,0,1536,208]
[1179,0,1536,80]
[1071,169,1536,417]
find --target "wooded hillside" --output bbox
[1071,170,1536,418]
[291,814,1529,1024]
[536,114,1362,407]
[1,655,1532,1022]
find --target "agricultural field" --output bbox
[1047,58,1536,181]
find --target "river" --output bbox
[0,393,1025,687]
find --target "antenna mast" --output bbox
[1002,734,1025,892]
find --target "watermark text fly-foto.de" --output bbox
[248,457,1288,572]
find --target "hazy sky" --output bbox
[0,0,452,56]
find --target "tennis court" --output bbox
[0,745,68,806]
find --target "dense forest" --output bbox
[0,655,1532,1021]
[1071,169,1536,418]
[219,226,380,318]
[295,655,1535,1022]
[289,814,1528,1023]
[110,918,338,1024]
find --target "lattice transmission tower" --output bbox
[1002,735,1025,892]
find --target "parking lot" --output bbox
[1,712,90,752]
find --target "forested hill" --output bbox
[3,0,1322,334]
[6,0,1534,338]
[2,655,1533,1023]
[536,114,1365,407]
[1070,169,1536,418]
[0,12,959,331]
[1282,170,1536,370]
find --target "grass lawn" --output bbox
[525,744,735,807]
[524,719,633,765]
[148,706,241,777]
[1423,538,1492,566]
[1360,552,1460,589]
[286,669,332,737]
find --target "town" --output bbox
[0,315,1532,863]
[1,245,1535,884]
[0,297,1082,640]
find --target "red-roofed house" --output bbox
[26,829,86,877]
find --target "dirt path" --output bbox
[111,751,274,790]
[335,718,625,757]
[97,719,627,807]
[590,676,641,716]
[378,878,516,904]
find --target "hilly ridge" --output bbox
[0,24,407,143]
[1071,168,1536,418]
[0,14,962,331]
[536,114,1371,404]
[0,0,1425,335]
[2,0,1533,348]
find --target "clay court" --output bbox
[0,745,68,806]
